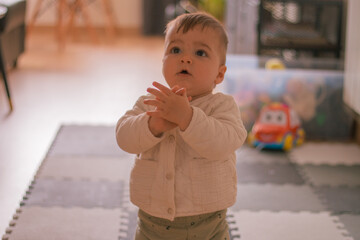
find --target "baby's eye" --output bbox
[170,47,181,54]
[196,50,207,57]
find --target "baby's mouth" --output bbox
[178,70,191,75]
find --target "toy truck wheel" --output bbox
[247,132,255,147]
[296,129,305,146]
[283,134,293,151]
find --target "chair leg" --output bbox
[0,49,13,111]
[101,0,117,40]
[74,0,99,44]
[27,0,45,35]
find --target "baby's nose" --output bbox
[181,56,192,64]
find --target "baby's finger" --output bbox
[143,99,163,108]
[174,88,191,101]
[171,85,180,93]
[181,88,191,101]
[146,110,163,118]
[175,88,186,96]
[153,82,172,95]
[147,88,167,101]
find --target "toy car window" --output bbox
[260,110,287,126]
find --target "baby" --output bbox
[116,12,247,240]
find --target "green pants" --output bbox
[135,209,230,240]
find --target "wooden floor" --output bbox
[0,29,165,235]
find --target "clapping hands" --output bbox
[144,81,193,137]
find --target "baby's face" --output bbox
[162,25,226,100]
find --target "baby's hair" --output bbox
[165,12,228,64]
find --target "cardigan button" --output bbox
[169,135,175,143]
[167,208,174,215]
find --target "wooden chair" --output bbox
[27,0,117,50]
[0,0,27,111]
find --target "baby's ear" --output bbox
[215,65,227,85]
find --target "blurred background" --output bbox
[0,0,359,237]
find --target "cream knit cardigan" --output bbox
[116,92,247,221]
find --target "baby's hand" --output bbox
[147,115,176,137]
[145,84,184,137]
[144,82,193,131]
[171,85,192,102]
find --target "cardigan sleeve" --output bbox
[116,95,163,154]
[179,94,247,160]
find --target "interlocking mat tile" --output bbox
[3,125,360,240]
[301,165,360,187]
[338,214,360,240]
[227,210,353,240]
[232,184,326,212]
[237,162,304,184]
[289,143,360,165]
[3,207,122,240]
[48,125,124,157]
[315,186,360,214]
[24,179,124,208]
[119,209,138,240]
[37,156,133,182]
